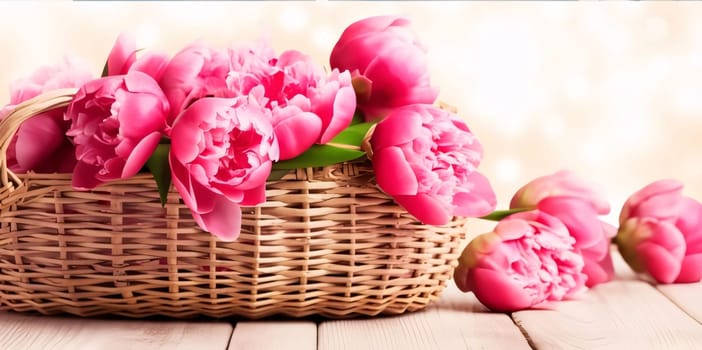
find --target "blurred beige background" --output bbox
[1,1,700,231]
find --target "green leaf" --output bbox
[272,144,366,170]
[479,208,531,221]
[146,144,172,206]
[328,122,375,147]
[267,169,290,181]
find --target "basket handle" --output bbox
[0,88,77,188]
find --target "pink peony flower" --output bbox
[330,15,437,120]
[227,46,356,160]
[66,71,169,190]
[1,57,93,173]
[169,96,279,241]
[454,210,587,312]
[370,104,496,225]
[161,41,355,159]
[159,42,230,123]
[510,170,615,287]
[616,180,702,283]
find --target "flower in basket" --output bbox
[160,42,355,160]
[1,16,497,245]
[159,42,230,123]
[169,94,279,240]
[66,70,169,190]
[226,46,356,160]
[509,171,616,287]
[453,210,587,312]
[330,15,437,121]
[616,179,702,284]
[0,57,93,173]
[370,104,496,225]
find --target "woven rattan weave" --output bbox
[0,90,467,318]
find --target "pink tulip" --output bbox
[510,171,615,287]
[616,180,702,283]
[227,47,356,160]
[370,104,496,225]
[66,71,169,190]
[1,57,93,173]
[454,210,586,312]
[330,15,437,120]
[159,42,230,123]
[169,96,279,241]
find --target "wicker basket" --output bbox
[0,90,467,319]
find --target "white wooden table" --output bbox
[1,250,701,350]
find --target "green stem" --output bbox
[479,208,531,221]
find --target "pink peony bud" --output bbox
[330,16,437,120]
[106,33,169,81]
[454,210,587,312]
[616,180,702,284]
[169,96,279,241]
[370,104,496,225]
[66,71,169,190]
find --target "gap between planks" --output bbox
[512,247,702,350]
[317,285,531,350]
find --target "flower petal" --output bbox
[273,110,322,160]
[675,253,702,283]
[191,198,243,241]
[453,172,497,217]
[394,193,451,225]
[373,146,418,196]
[370,107,423,150]
[107,33,137,76]
[121,131,161,178]
[467,268,536,312]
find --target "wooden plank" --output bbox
[0,312,233,350]
[512,248,702,350]
[229,321,316,350]
[318,284,531,350]
[658,283,702,324]
[613,244,702,324]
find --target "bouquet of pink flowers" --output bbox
[0,15,497,241]
[3,15,700,316]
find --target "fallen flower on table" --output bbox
[510,170,616,287]
[616,179,702,284]
[454,210,586,312]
